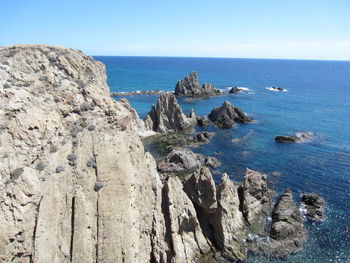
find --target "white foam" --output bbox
[266,87,288,92]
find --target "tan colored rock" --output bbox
[164,176,212,262]
[242,168,272,234]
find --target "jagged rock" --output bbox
[164,176,212,262]
[242,168,272,234]
[0,45,172,263]
[157,148,201,173]
[183,166,217,214]
[144,92,194,133]
[197,116,211,127]
[208,101,252,128]
[214,174,246,261]
[301,193,325,222]
[269,190,307,256]
[275,132,314,143]
[175,72,221,97]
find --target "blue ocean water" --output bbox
[95,56,350,263]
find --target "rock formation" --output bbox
[242,168,272,234]
[144,92,194,133]
[208,101,252,128]
[174,72,221,97]
[275,132,314,143]
[301,193,326,222]
[197,116,211,127]
[0,45,310,263]
[229,87,240,94]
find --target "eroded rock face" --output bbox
[175,72,220,97]
[301,193,326,222]
[214,174,246,261]
[164,176,212,262]
[144,92,194,133]
[208,101,252,128]
[242,168,272,234]
[0,45,168,263]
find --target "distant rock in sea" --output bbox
[266,86,287,92]
[301,193,326,222]
[208,101,252,128]
[275,131,314,143]
[175,71,221,97]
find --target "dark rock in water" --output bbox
[144,92,194,133]
[208,101,252,129]
[203,156,221,168]
[197,116,211,127]
[242,168,272,234]
[157,148,201,173]
[175,72,221,97]
[275,132,313,143]
[301,193,326,222]
[229,87,240,94]
[269,190,307,256]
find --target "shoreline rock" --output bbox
[301,193,326,222]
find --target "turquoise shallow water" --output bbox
[95,56,350,262]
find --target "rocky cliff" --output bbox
[0,45,308,263]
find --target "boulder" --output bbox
[208,101,252,128]
[275,132,314,143]
[157,148,202,173]
[301,193,325,222]
[242,168,272,234]
[175,72,221,97]
[144,92,194,133]
[229,87,240,94]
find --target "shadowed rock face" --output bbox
[208,101,252,128]
[144,92,195,133]
[175,72,221,97]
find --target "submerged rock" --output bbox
[301,193,326,222]
[175,72,221,97]
[275,132,314,143]
[208,101,252,128]
[144,92,194,133]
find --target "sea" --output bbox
[94,56,350,263]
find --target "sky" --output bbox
[1,0,350,60]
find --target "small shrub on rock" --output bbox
[55,165,65,173]
[94,182,104,192]
[87,125,96,131]
[67,153,78,166]
[10,168,24,180]
[86,158,96,168]
[36,161,47,171]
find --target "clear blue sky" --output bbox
[1,0,350,60]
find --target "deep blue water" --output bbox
[95,56,350,263]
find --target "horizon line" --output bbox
[91,54,350,62]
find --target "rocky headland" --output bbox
[0,45,325,263]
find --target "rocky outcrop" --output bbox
[175,72,221,97]
[214,174,246,261]
[197,116,211,127]
[0,45,199,263]
[269,190,307,256]
[164,176,212,262]
[157,148,202,173]
[242,169,272,234]
[144,92,194,133]
[229,87,240,94]
[208,101,252,128]
[301,193,326,222]
[275,132,314,143]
